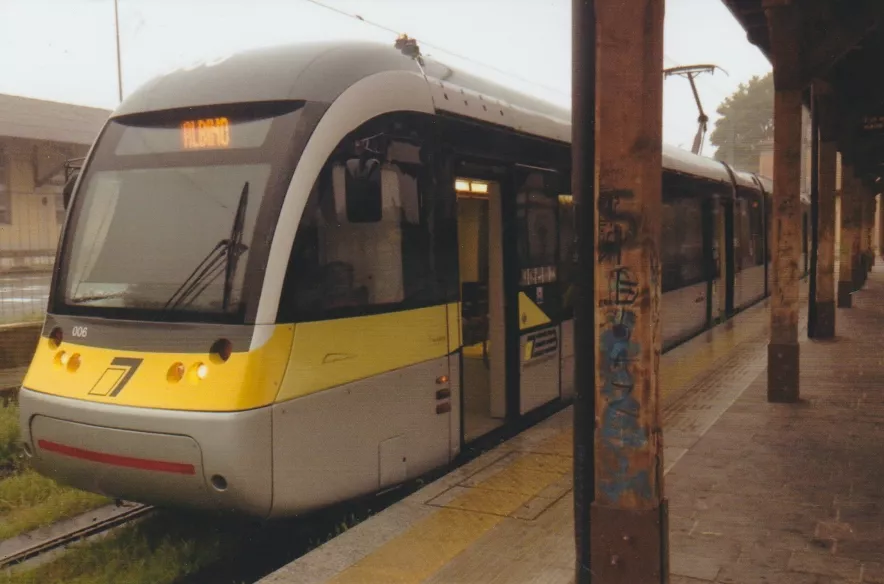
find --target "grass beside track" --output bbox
[0,470,109,541]
[1,513,232,584]
[0,406,20,470]
[0,404,110,541]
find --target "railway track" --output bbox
[0,503,154,571]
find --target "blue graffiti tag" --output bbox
[597,308,652,503]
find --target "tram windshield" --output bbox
[56,102,304,322]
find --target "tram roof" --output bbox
[116,40,745,188]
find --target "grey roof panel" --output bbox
[662,145,732,184]
[115,41,422,116]
[757,175,773,193]
[0,93,110,145]
[731,168,761,190]
[113,40,743,187]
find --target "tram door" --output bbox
[456,178,506,442]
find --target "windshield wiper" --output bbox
[163,182,250,312]
[69,290,127,305]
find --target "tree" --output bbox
[710,72,774,172]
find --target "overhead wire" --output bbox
[300,0,569,99]
[302,0,745,155]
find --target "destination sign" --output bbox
[181,117,231,150]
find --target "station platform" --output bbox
[260,271,884,584]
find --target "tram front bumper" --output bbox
[18,387,273,517]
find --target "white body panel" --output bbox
[734,264,766,310]
[519,326,560,414]
[661,281,709,348]
[270,357,451,516]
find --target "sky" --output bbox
[0,0,772,155]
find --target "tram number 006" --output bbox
[71,326,88,338]
[181,117,230,150]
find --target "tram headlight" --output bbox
[66,353,81,373]
[196,363,209,380]
[167,362,186,383]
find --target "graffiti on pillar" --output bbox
[604,266,638,306]
[596,187,652,504]
[597,308,651,503]
[598,189,637,264]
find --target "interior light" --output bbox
[455,179,470,192]
[470,182,488,194]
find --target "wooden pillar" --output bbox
[814,87,837,338]
[838,161,860,306]
[766,1,802,403]
[591,0,668,582]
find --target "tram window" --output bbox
[748,195,765,267]
[660,196,704,292]
[736,195,764,269]
[516,172,558,269]
[280,135,445,322]
[62,164,270,314]
[342,159,382,223]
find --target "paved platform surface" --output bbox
[260,272,884,583]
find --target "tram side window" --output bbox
[736,195,764,270]
[516,171,561,317]
[516,187,558,268]
[660,196,704,293]
[748,195,765,267]
[280,138,442,322]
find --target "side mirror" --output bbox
[62,172,79,210]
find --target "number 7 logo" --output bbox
[88,357,143,398]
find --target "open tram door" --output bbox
[455,176,507,442]
[454,166,566,444]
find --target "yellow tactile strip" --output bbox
[327,432,573,584]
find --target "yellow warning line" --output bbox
[661,302,771,399]
[327,438,570,584]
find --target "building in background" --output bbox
[0,94,109,272]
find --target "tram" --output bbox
[18,40,810,517]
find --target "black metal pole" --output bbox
[572,0,596,582]
[808,88,820,337]
[114,0,124,102]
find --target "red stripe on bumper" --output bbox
[37,439,196,475]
